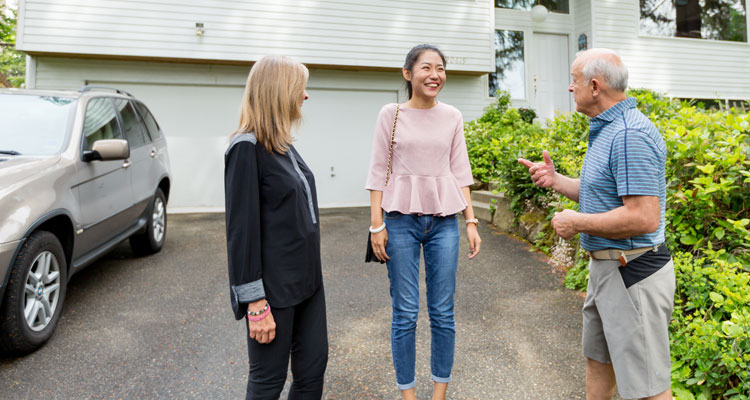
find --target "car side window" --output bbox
[134,101,162,140]
[113,98,148,148]
[83,97,122,151]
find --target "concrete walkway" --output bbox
[319,208,586,399]
[0,209,587,399]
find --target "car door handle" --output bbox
[150,148,157,158]
[122,160,131,169]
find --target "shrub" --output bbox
[660,105,750,266]
[464,92,587,218]
[466,89,750,398]
[670,252,750,399]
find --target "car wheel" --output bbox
[130,188,167,256]
[0,231,67,355]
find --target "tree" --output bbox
[1,4,25,87]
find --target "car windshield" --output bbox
[0,94,76,156]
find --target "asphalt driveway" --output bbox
[0,209,587,399]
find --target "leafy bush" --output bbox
[660,106,750,266]
[464,92,587,218]
[0,5,25,87]
[466,89,750,398]
[670,252,750,399]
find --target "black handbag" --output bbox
[365,104,399,264]
[365,232,383,263]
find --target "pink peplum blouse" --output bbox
[365,102,474,217]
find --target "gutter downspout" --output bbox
[25,54,35,88]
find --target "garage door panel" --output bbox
[166,136,228,208]
[295,88,397,207]
[89,82,243,210]
[90,82,395,209]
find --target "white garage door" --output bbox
[296,88,396,207]
[90,82,395,210]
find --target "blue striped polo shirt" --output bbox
[579,97,667,251]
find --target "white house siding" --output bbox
[592,0,750,100]
[18,0,494,73]
[33,56,485,210]
[574,0,592,51]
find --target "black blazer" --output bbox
[224,133,322,320]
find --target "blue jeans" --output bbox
[384,211,459,390]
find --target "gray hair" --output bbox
[578,49,628,92]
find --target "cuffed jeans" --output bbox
[384,211,459,390]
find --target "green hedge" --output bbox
[671,253,750,399]
[466,90,750,399]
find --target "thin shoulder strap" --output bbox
[385,103,400,187]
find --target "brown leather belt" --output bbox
[589,245,661,267]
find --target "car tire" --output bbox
[0,231,67,355]
[130,188,167,256]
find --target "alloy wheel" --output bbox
[23,251,62,332]
[152,197,165,243]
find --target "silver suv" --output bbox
[0,86,171,354]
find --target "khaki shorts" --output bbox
[582,257,675,399]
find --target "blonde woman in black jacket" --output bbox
[224,55,327,399]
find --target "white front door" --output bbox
[532,33,571,123]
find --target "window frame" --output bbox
[489,28,529,101]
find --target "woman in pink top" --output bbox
[365,44,481,400]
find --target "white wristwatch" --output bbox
[465,218,479,226]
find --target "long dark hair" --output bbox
[403,44,447,99]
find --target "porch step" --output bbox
[471,190,504,204]
[470,190,514,231]
[471,200,493,222]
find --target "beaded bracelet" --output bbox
[248,307,270,322]
[247,301,269,316]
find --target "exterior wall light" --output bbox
[530,4,549,22]
[195,22,205,37]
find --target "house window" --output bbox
[490,30,525,99]
[676,97,750,111]
[640,0,747,42]
[495,0,569,13]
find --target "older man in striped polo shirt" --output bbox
[519,48,674,400]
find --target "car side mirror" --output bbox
[83,139,130,162]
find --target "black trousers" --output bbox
[245,286,328,400]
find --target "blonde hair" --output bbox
[234,56,309,153]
